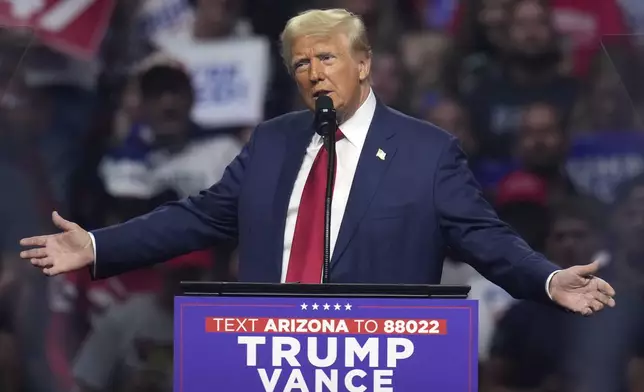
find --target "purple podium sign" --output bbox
[174,296,478,392]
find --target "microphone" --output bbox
[314,95,336,284]
[315,95,336,138]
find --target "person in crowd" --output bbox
[99,63,243,200]
[475,101,579,200]
[484,196,607,392]
[465,0,579,159]
[425,96,478,159]
[513,102,578,204]
[444,0,514,96]
[369,46,411,114]
[72,255,210,392]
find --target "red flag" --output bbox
[0,0,115,59]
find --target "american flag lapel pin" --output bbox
[376,148,386,160]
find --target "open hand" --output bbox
[19,211,94,276]
[549,259,616,316]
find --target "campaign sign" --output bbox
[565,131,644,203]
[157,37,270,128]
[174,296,478,391]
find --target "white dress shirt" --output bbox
[90,86,557,296]
[280,89,377,283]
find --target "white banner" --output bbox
[161,37,271,128]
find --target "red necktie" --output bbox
[286,129,345,283]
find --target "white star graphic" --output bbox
[323,303,330,310]
[301,303,308,310]
[312,303,319,310]
[334,303,341,310]
[345,303,352,310]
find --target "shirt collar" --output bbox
[338,87,377,150]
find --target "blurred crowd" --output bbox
[0,0,643,391]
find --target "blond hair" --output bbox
[280,8,371,72]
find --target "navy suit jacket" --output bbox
[92,99,559,303]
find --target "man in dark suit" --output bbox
[20,8,614,315]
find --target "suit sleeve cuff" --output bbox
[546,269,560,300]
[88,232,97,277]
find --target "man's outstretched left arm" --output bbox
[433,137,559,303]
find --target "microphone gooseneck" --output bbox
[314,95,336,284]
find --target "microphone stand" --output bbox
[322,127,336,284]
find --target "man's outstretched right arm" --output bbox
[89,130,257,279]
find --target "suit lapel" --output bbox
[272,114,316,276]
[331,102,398,267]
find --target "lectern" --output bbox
[174,283,478,392]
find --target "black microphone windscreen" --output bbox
[315,95,334,112]
[314,95,336,137]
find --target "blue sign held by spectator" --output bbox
[193,63,249,105]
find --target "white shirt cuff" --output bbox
[546,270,560,300]
[88,232,97,276]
